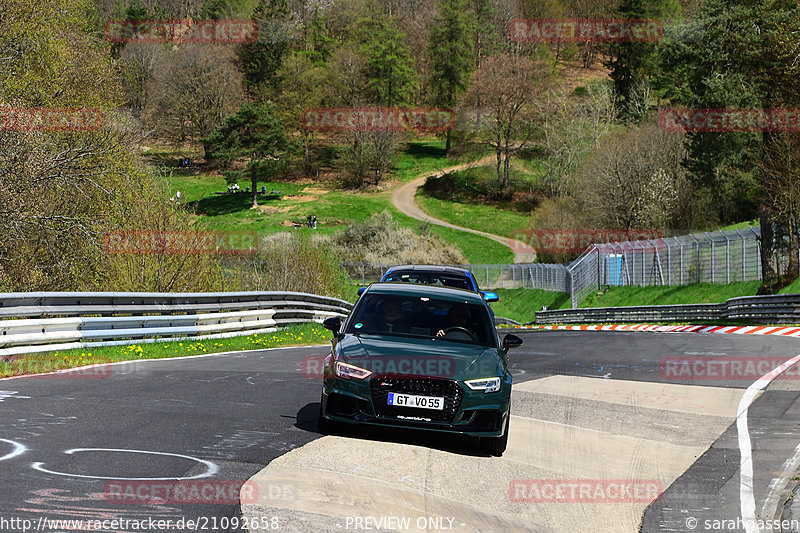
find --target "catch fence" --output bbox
[343,227,765,308]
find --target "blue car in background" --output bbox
[358,265,499,317]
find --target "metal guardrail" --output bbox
[534,293,800,325]
[0,292,353,358]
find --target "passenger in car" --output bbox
[363,298,413,334]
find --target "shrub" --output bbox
[224,232,351,299]
[333,211,466,265]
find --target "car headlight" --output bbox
[335,361,372,380]
[465,377,502,393]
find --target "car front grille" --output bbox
[370,378,463,423]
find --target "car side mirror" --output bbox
[357,287,366,296]
[502,334,523,351]
[481,291,499,303]
[323,317,342,335]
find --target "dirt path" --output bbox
[391,156,536,263]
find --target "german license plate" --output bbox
[387,392,444,410]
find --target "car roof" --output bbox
[364,282,485,303]
[386,265,471,276]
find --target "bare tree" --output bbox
[539,81,616,197]
[574,122,691,230]
[758,132,800,282]
[145,45,244,162]
[463,53,551,187]
[119,43,166,118]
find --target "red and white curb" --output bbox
[515,324,800,338]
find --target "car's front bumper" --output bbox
[321,376,511,438]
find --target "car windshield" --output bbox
[347,293,496,347]
[382,271,472,291]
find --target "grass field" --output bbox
[491,288,571,323]
[0,323,329,379]
[415,164,537,243]
[579,282,763,308]
[156,141,512,264]
[393,140,491,182]
[416,194,530,238]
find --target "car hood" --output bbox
[336,334,504,381]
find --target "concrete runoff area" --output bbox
[243,375,749,532]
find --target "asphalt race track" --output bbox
[1,330,800,532]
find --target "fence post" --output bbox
[705,232,715,283]
[679,238,684,285]
[690,234,700,283]
[361,262,365,285]
[722,233,730,284]
[567,268,575,308]
[597,245,603,287]
[736,229,747,281]
[749,226,761,280]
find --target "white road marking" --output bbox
[738,352,800,533]
[0,438,27,461]
[0,391,30,402]
[760,442,800,523]
[31,448,218,480]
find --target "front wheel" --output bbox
[479,413,510,456]
[318,392,335,433]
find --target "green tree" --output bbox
[301,2,334,64]
[360,16,418,106]
[428,0,474,156]
[237,0,294,98]
[0,0,221,292]
[274,52,327,171]
[467,0,504,70]
[658,0,800,291]
[606,0,679,120]
[203,102,293,208]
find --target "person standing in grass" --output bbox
[313,215,317,229]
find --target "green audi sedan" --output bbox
[319,283,522,456]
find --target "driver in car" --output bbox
[436,304,471,338]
